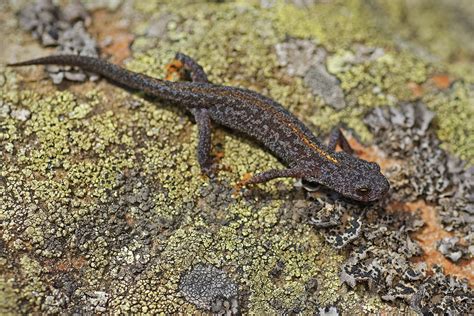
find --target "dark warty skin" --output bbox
[8,53,390,202]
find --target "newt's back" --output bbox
[203,85,332,166]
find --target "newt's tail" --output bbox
[8,55,171,98]
[8,55,128,79]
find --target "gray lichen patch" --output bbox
[275,39,323,77]
[292,100,473,314]
[306,102,473,314]
[10,108,31,121]
[365,102,473,242]
[304,65,346,110]
[18,0,98,83]
[179,263,239,314]
[403,265,472,315]
[274,39,346,109]
[437,237,470,262]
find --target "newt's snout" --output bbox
[354,174,390,202]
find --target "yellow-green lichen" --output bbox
[424,82,474,164]
[109,197,349,313]
[274,0,383,51]
[0,277,19,314]
[371,0,474,81]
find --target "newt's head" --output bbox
[302,152,390,202]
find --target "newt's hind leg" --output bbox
[166,53,216,175]
[166,52,209,83]
[192,108,214,176]
[328,127,353,155]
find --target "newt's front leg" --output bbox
[328,127,353,154]
[234,168,307,193]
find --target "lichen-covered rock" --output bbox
[18,0,67,46]
[18,0,98,84]
[365,102,473,250]
[1,0,473,314]
[179,263,239,314]
[437,237,468,262]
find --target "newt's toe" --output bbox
[232,173,253,197]
[200,162,222,179]
[165,59,184,81]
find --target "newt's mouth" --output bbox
[302,178,390,203]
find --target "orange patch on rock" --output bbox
[54,256,87,272]
[232,172,253,197]
[395,200,473,287]
[408,82,424,98]
[431,74,451,89]
[344,134,400,171]
[105,32,135,63]
[125,212,136,226]
[90,9,135,64]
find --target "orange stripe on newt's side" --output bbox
[187,86,340,164]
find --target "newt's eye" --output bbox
[301,179,320,192]
[370,162,381,171]
[356,186,371,195]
